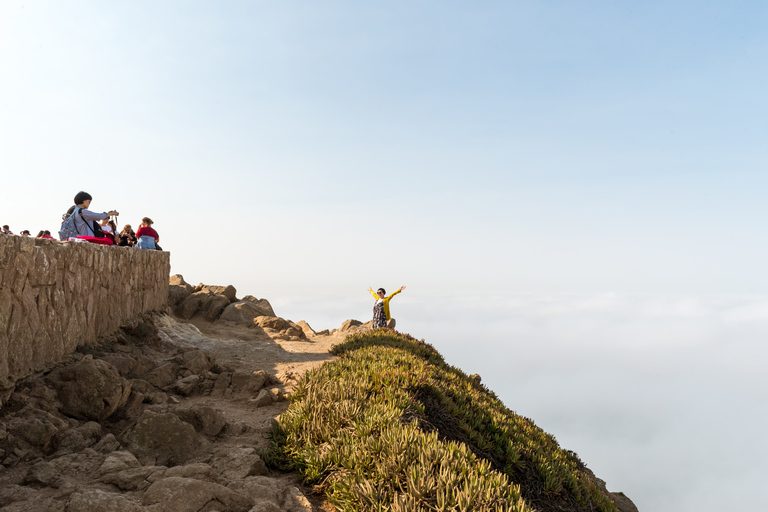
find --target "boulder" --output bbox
[200,284,238,303]
[253,316,291,331]
[0,484,35,508]
[145,362,179,389]
[295,320,316,338]
[98,450,142,475]
[241,295,276,316]
[175,291,219,320]
[99,355,138,377]
[123,410,208,466]
[219,301,268,324]
[340,319,362,331]
[142,476,253,512]
[10,417,59,449]
[67,489,144,512]
[93,433,122,453]
[170,375,201,396]
[168,274,194,293]
[252,389,273,408]
[181,349,216,375]
[175,405,226,437]
[168,285,191,306]
[230,371,267,397]
[211,447,268,480]
[54,421,101,454]
[47,359,131,422]
[101,465,165,491]
[24,461,61,486]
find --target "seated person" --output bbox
[68,191,119,238]
[136,217,159,250]
[119,224,137,247]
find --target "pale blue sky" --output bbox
[2,0,767,296]
[2,4,767,509]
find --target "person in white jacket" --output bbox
[68,191,119,237]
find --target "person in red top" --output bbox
[136,217,160,250]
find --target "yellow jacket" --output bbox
[369,288,402,321]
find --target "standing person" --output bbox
[135,217,159,250]
[64,191,119,238]
[368,286,406,330]
[3,225,13,235]
[20,230,31,237]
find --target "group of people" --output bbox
[1,191,161,251]
[6,191,410,329]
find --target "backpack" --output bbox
[59,206,84,241]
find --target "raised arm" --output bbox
[368,287,379,300]
[387,286,406,300]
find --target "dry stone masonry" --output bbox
[0,236,170,400]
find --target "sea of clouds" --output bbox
[272,291,768,511]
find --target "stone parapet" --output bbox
[0,235,170,396]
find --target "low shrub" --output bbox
[266,330,616,512]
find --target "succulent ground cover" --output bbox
[265,330,617,512]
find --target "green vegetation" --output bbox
[265,330,616,512]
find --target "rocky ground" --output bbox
[0,277,370,512]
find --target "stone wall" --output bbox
[0,235,170,396]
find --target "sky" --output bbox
[1,1,767,510]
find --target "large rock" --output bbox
[253,316,291,331]
[211,447,268,480]
[340,319,363,331]
[175,291,229,321]
[67,489,144,512]
[181,349,216,374]
[144,362,179,389]
[123,410,208,466]
[47,359,131,422]
[168,274,194,293]
[175,405,226,437]
[230,371,267,397]
[219,301,270,324]
[168,285,191,306]
[241,295,276,317]
[200,284,238,303]
[142,476,253,512]
[295,320,316,338]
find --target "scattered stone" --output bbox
[211,447,268,480]
[252,389,273,407]
[170,375,201,396]
[0,484,35,507]
[93,433,122,453]
[175,405,227,437]
[283,486,314,511]
[47,359,131,422]
[144,362,179,389]
[24,460,61,486]
[101,465,164,491]
[123,410,208,466]
[142,476,253,512]
[98,450,141,475]
[229,370,267,396]
[67,489,144,512]
[99,355,138,377]
[181,349,216,374]
[54,421,101,454]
